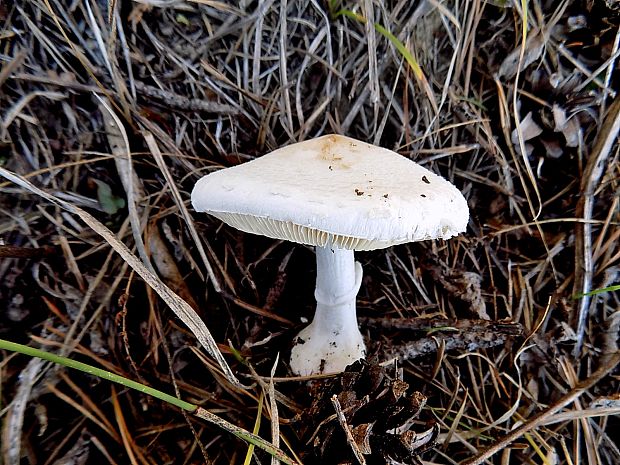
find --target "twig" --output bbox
[364,318,523,361]
[133,80,238,114]
[0,245,57,259]
[461,351,620,465]
[360,317,522,334]
[381,328,520,362]
[11,73,103,93]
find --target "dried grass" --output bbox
[0,0,619,464]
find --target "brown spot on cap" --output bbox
[422,176,430,184]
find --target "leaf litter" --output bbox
[0,0,619,464]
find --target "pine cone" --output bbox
[299,360,438,464]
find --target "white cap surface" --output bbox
[191,134,468,251]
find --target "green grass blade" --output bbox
[334,9,423,79]
[334,8,366,23]
[572,284,620,299]
[0,339,196,411]
[373,23,422,79]
[243,391,264,465]
[1,339,301,464]
[335,9,438,112]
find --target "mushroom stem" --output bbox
[290,244,366,375]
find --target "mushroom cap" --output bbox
[191,134,469,251]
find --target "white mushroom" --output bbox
[191,134,469,375]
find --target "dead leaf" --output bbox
[1,358,46,465]
[541,139,564,159]
[51,430,90,465]
[511,112,543,144]
[498,32,545,80]
[93,179,125,214]
[148,225,199,311]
